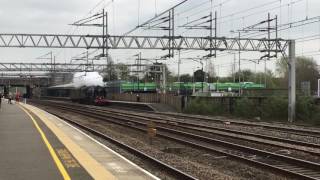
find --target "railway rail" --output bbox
[35,104,198,180]
[157,111,320,138]
[91,106,320,148]
[36,100,320,151]
[37,98,320,139]
[32,100,320,179]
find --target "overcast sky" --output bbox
[0,0,320,77]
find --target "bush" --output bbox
[184,96,320,126]
[184,98,224,116]
[310,106,320,125]
[261,97,288,121]
[234,98,259,118]
[296,96,320,125]
[296,96,315,121]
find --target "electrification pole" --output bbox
[238,32,241,96]
[266,13,271,88]
[177,50,181,95]
[138,52,141,91]
[288,40,296,123]
[53,56,56,72]
[318,79,320,97]
[50,51,53,72]
[102,9,105,57]
[201,61,204,93]
[162,64,166,94]
[233,53,236,83]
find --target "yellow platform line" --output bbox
[20,105,71,180]
[21,104,117,180]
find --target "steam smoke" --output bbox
[51,72,104,88]
[72,72,104,88]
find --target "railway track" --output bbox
[38,101,320,152]
[58,99,320,139]
[32,100,320,179]
[36,105,197,180]
[90,106,320,149]
[37,99,320,139]
[156,111,320,138]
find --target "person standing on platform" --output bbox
[15,92,20,103]
[0,93,2,109]
[8,93,12,104]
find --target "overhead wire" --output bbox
[175,0,211,17]
[66,0,320,75]
[240,15,320,38]
[175,0,293,37]
[55,0,114,61]
[175,1,292,63]
[175,0,231,23]
[73,0,114,61]
[218,0,303,28]
[184,0,319,75]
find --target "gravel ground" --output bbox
[116,109,320,145]
[82,108,320,163]
[39,105,288,180]
[166,125,320,163]
[41,100,320,144]
[80,106,320,162]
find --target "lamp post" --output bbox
[230,30,242,96]
[133,52,142,92]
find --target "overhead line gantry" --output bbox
[0,1,296,122]
[0,33,288,54]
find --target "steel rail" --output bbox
[53,101,320,150]
[43,106,198,180]
[98,107,320,149]
[157,111,320,137]
[34,100,320,152]
[33,101,320,180]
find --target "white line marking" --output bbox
[107,162,127,173]
[73,135,83,141]
[30,105,160,180]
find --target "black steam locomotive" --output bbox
[42,86,109,105]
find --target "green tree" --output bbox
[276,56,320,93]
[231,69,254,83]
[103,60,130,82]
[117,63,130,81]
[179,74,193,82]
[230,68,279,88]
[103,59,118,82]
[141,63,174,85]
[254,70,280,88]
[194,69,205,82]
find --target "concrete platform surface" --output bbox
[0,99,91,180]
[22,103,159,180]
[0,99,159,180]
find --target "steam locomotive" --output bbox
[42,86,109,106]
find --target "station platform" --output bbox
[0,99,159,180]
